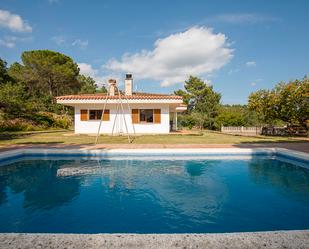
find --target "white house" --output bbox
[56,74,186,134]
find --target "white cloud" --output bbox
[0,35,31,48]
[78,63,110,86]
[52,36,66,46]
[250,78,262,86]
[0,9,32,32]
[228,68,240,75]
[246,61,256,67]
[52,36,89,49]
[103,26,233,87]
[0,36,16,48]
[72,39,88,49]
[212,13,278,24]
[78,63,98,78]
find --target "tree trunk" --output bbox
[48,78,55,104]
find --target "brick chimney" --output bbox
[108,79,116,96]
[125,73,133,95]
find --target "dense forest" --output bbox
[0,49,308,133]
[0,50,106,131]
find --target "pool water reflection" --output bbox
[0,156,308,233]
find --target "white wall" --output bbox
[74,103,170,134]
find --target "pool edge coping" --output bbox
[0,147,308,163]
[0,230,308,249]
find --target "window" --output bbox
[132,109,161,124]
[89,110,102,120]
[89,110,110,121]
[139,109,153,123]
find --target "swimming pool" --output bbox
[0,148,308,233]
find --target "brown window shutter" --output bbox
[132,109,139,124]
[154,109,161,124]
[103,110,110,121]
[80,109,88,121]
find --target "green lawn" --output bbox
[0,130,307,145]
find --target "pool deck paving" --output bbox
[1,230,309,249]
[0,142,308,153]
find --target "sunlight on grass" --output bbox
[0,130,306,146]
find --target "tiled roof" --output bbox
[56,93,183,100]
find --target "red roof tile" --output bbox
[56,93,183,100]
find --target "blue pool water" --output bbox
[0,155,308,233]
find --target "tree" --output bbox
[96,85,108,93]
[0,58,12,84]
[8,50,80,99]
[275,78,309,127]
[78,75,97,94]
[248,89,277,125]
[248,77,309,128]
[174,89,190,105]
[215,105,258,128]
[175,76,221,129]
[216,105,246,127]
[0,83,29,118]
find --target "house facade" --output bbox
[56,74,186,134]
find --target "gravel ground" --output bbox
[1,230,309,249]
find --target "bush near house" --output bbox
[0,119,38,132]
[32,112,73,129]
[0,113,73,132]
[214,105,258,128]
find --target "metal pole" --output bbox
[95,85,110,144]
[117,88,131,143]
[123,94,136,135]
[175,111,178,131]
[111,100,120,136]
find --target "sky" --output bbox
[0,0,308,104]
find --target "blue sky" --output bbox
[0,0,308,104]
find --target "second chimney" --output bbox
[108,79,116,96]
[125,73,133,95]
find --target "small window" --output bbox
[89,110,109,121]
[89,110,102,120]
[139,109,153,123]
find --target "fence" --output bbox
[221,126,262,135]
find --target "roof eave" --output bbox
[56,99,183,105]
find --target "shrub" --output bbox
[0,119,38,132]
[33,112,73,129]
[32,112,54,126]
[178,114,196,130]
[52,114,73,129]
[0,112,73,132]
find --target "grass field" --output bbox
[0,130,307,145]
